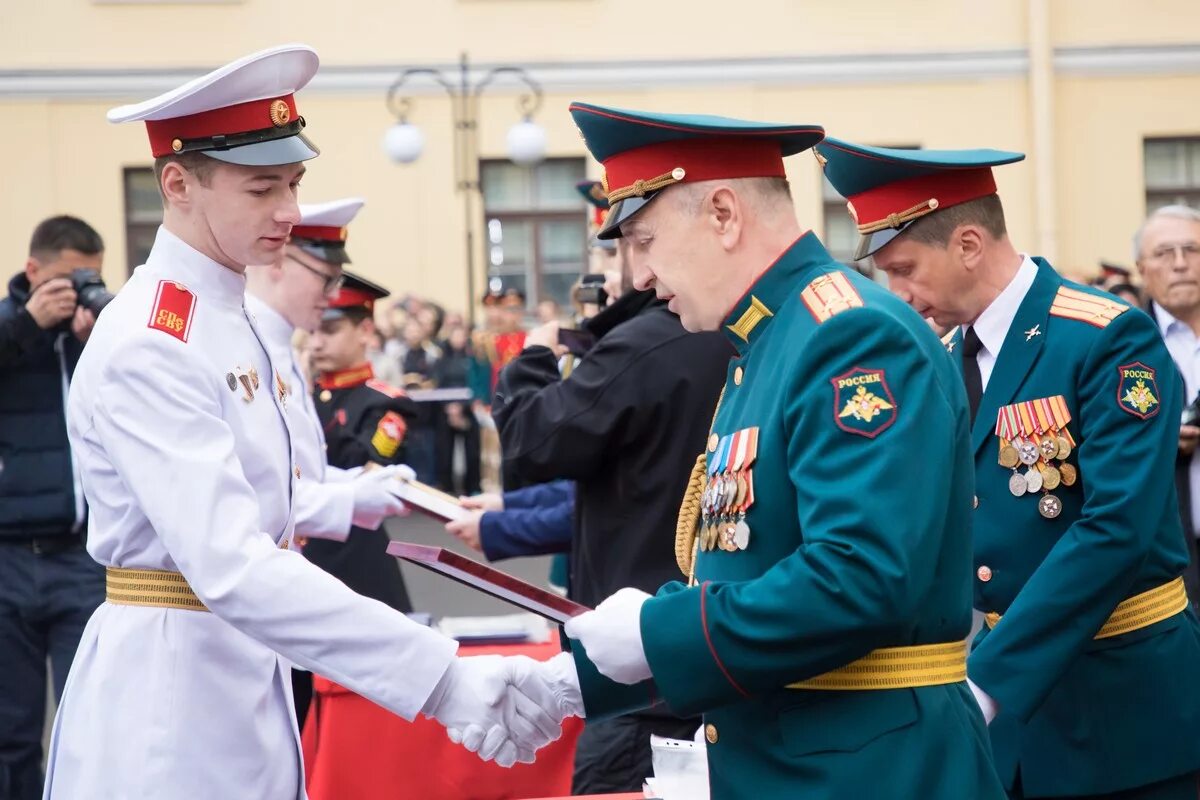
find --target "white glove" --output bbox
[527,652,586,719]
[967,678,998,725]
[350,465,412,529]
[422,655,564,768]
[563,587,653,684]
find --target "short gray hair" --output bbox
[1133,204,1200,261]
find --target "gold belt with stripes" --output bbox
[984,576,1187,640]
[787,640,967,691]
[106,567,207,612]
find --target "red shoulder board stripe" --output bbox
[147,280,196,342]
[365,378,406,399]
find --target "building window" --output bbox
[481,158,587,310]
[822,174,860,267]
[1145,138,1200,212]
[123,167,163,276]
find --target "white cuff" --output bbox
[544,652,586,718]
[292,479,355,541]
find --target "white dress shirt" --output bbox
[962,256,1040,391]
[961,255,1038,726]
[1152,303,1200,537]
[45,226,456,800]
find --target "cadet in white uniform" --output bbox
[244,198,405,543]
[43,45,563,800]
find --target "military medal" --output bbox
[1041,464,1061,491]
[701,435,726,551]
[1055,436,1072,461]
[225,372,238,392]
[998,443,1019,469]
[997,397,1081,514]
[1059,462,1077,486]
[733,519,751,551]
[1038,494,1062,519]
[1039,435,1059,460]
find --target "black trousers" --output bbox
[0,538,104,800]
[571,714,700,795]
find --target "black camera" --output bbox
[576,273,608,307]
[71,269,115,315]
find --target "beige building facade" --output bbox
[2,0,1199,314]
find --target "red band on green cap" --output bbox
[604,137,785,198]
[145,94,298,157]
[849,168,997,229]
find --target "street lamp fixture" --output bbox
[382,53,546,324]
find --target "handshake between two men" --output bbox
[420,587,656,768]
[349,466,663,767]
[421,651,584,767]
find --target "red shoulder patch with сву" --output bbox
[366,378,406,399]
[147,280,196,342]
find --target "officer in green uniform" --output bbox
[550,103,1007,800]
[817,137,1200,800]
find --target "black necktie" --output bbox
[961,326,984,425]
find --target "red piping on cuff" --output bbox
[700,581,750,698]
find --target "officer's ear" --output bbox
[954,224,987,271]
[707,185,742,250]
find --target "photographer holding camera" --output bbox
[0,215,109,799]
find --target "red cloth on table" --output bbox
[302,636,583,800]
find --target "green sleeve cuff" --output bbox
[641,582,751,717]
[571,642,659,721]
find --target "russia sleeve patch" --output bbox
[147,280,196,342]
[832,367,898,438]
[1117,362,1160,419]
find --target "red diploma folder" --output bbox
[387,543,591,623]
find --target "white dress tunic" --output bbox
[244,292,358,541]
[44,227,456,800]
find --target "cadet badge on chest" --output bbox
[832,367,897,438]
[1117,362,1160,420]
[225,365,260,403]
[700,427,759,552]
[995,396,1077,519]
[275,370,290,406]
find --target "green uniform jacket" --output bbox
[570,234,1006,800]
[949,259,1200,797]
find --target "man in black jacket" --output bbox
[0,215,107,800]
[492,242,733,793]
